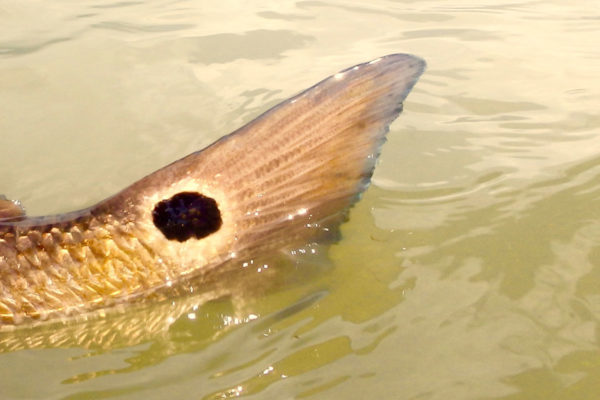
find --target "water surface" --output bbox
[1,0,600,399]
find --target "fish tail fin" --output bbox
[116,54,425,258]
[204,54,426,252]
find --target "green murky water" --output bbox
[1,0,600,399]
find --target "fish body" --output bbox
[0,54,425,326]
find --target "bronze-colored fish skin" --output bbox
[0,54,425,327]
[0,252,297,352]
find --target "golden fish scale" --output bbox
[0,215,167,324]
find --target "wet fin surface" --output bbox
[199,54,427,254]
[0,196,25,222]
[124,54,427,257]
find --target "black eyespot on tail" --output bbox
[152,192,222,242]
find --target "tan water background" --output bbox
[1,0,600,399]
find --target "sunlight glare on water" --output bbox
[1,0,600,399]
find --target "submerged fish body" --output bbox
[0,54,425,327]
[0,253,318,353]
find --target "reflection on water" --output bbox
[1,0,600,399]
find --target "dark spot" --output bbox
[152,192,222,242]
